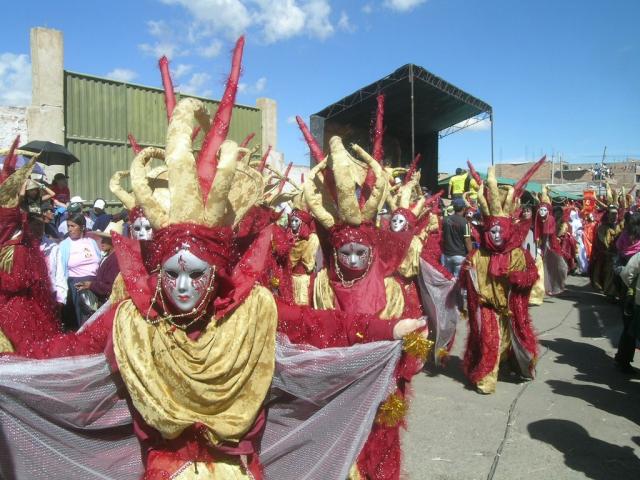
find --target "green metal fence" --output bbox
[64,71,262,207]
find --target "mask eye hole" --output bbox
[189,270,205,280]
[165,270,179,279]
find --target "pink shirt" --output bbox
[67,237,100,278]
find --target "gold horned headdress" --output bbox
[469,156,546,219]
[303,136,389,230]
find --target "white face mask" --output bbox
[131,216,153,241]
[538,206,548,218]
[489,225,504,246]
[336,242,371,272]
[290,216,302,234]
[161,249,215,313]
[390,213,408,232]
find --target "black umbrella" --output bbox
[19,140,80,166]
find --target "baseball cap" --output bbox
[93,199,106,210]
[53,173,69,181]
[452,198,467,210]
[70,195,86,203]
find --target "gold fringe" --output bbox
[0,328,14,353]
[375,392,407,427]
[402,331,433,361]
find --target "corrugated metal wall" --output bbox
[64,71,262,206]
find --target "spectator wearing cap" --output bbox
[40,201,61,241]
[91,198,112,232]
[442,197,473,278]
[448,167,468,200]
[27,215,67,308]
[20,178,55,216]
[76,221,122,304]
[51,173,71,207]
[59,212,101,328]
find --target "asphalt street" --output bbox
[403,275,640,480]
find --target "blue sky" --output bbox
[1,0,638,174]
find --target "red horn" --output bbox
[197,36,244,201]
[403,153,421,185]
[128,133,142,154]
[296,115,324,164]
[372,94,385,164]
[513,155,546,200]
[158,56,176,121]
[278,162,293,193]
[258,146,271,173]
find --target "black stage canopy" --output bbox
[310,64,492,190]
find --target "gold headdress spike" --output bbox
[303,136,389,229]
[387,170,425,217]
[470,155,546,218]
[0,136,36,209]
[110,166,171,214]
[109,171,135,210]
[130,38,263,230]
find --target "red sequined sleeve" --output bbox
[19,304,116,359]
[276,300,396,349]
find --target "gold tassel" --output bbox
[436,347,449,362]
[375,392,407,427]
[402,331,433,361]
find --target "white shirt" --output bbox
[40,237,68,304]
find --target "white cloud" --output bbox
[286,115,297,124]
[139,41,184,58]
[452,117,491,132]
[156,0,343,46]
[0,53,31,106]
[199,39,223,58]
[178,72,213,97]
[173,63,193,79]
[161,0,251,38]
[362,3,373,14]
[238,76,267,95]
[303,0,335,40]
[337,11,355,32]
[106,68,138,83]
[383,0,427,12]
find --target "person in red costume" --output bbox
[534,187,568,295]
[0,137,62,356]
[460,164,541,394]
[556,205,578,273]
[298,130,430,480]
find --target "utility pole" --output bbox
[600,146,607,197]
[551,153,555,184]
[560,154,564,184]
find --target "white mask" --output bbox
[161,249,215,313]
[336,242,371,272]
[131,216,153,241]
[290,216,302,234]
[390,213,408,232]
[489,225,504,246]
[538,206,548,218]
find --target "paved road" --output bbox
[403,275,640,479]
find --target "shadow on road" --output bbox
[558,281,622,347]
[528,419,640,479]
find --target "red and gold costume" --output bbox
[461,164,540,394]
[0,140,62,356]
[298,132,429,480]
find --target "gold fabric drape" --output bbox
[396,236,423,278]
[170,459,253,479]
[0,245,14,274]
[289,233,319,273]
[108,273,129,303]
[529,255,545,305]
[471,249,526,315]
[0,329,14,353]
[291,274,311,306]
[113,285,277,446]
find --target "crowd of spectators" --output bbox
[18,172,126,330]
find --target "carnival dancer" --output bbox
[300,133,430,480]
[0,138,62,355]
[519,202,544,305]
[591,190,623,299]
[534,187,568,295]
[556,205,578,274]
[460,164,540,394]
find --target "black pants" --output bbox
[615,306,636,366]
